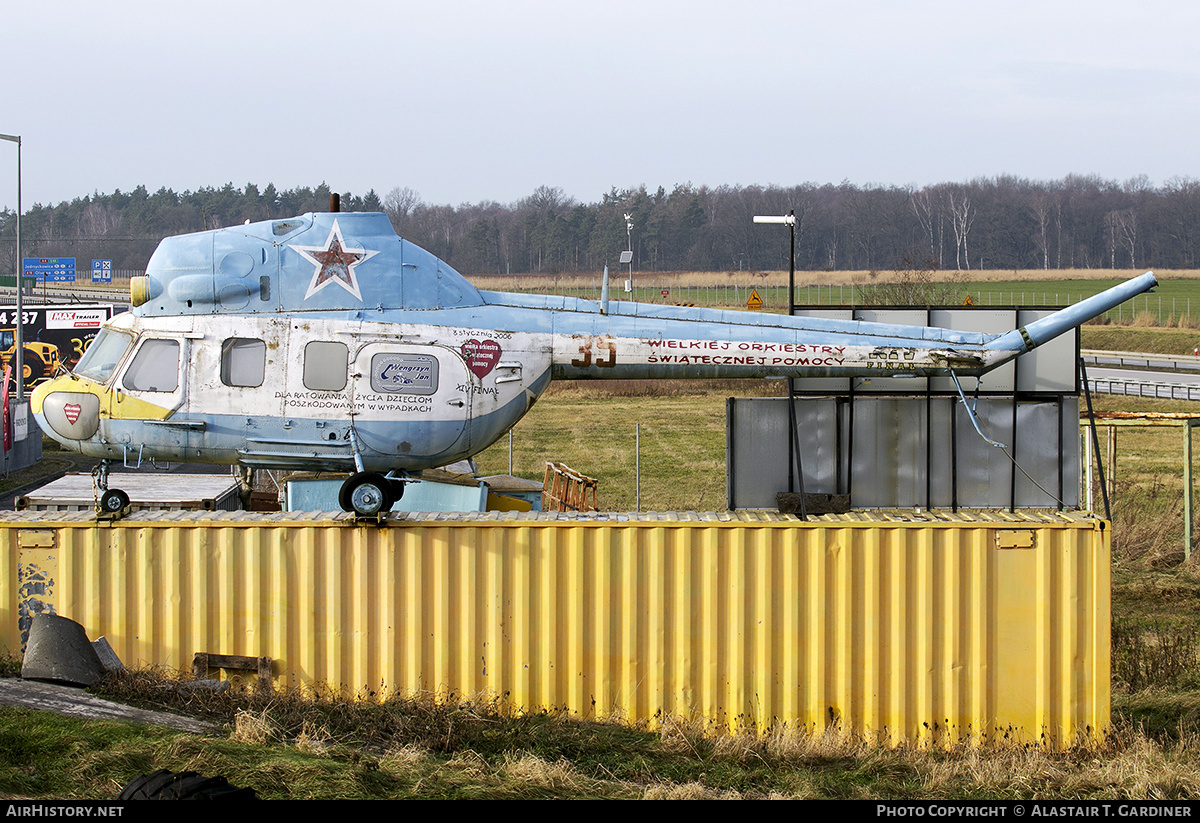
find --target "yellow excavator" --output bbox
[0,328,60,386]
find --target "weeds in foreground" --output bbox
[1111,477,1189,569]
[12,668,1200,799]
[1113,623,1200,692]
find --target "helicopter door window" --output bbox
[303,341,348,391]
[221,338,266,388]
[121,339,180,393]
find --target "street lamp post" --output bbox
[753,210,805,518]
[752,210,795,315]
[0,134,21,401]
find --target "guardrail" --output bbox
[1086,378,1200,401]
[1081,349,1200,373]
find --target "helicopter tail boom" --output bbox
[983,271,1157,356]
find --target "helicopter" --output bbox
[29,210,1157,515]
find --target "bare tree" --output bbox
[945,189,975,270]
[1106,209,1138,268]
[909,187,943,267]
[383,187,422,222]
[1029,190,1055,269]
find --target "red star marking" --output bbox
[290,220,378,301]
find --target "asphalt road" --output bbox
[1089,366,1200,386]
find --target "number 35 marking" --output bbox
[571,335,617,368]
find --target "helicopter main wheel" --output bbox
[99,488,129,514]
[339,473,393,516]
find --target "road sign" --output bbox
[92,260,112,283]
[747,289,763,310]
[22,258,75,283]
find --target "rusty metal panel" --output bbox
[0,511,1109,748]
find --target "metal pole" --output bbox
[1079,358,1111,522]
[753,211,805,519]
[635,423,640,512]
[786,212,807,519]
[788,210,795,317]
[1084,430,1093,511]
[14,137,19,402]
[1186,421,1194,561]
[0,134,21,401]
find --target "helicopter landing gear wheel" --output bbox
[339,472,393,516]
[92,460,129,517]
[99,488,129,514]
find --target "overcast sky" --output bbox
[2,0,1197,212]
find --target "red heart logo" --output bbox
[64,403,81,425]
[461,339,501,378]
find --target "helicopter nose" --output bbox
[37,389,101,441]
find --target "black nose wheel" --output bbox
[99,488,129,514]
[339,472,395,516]
[91,460,130,517]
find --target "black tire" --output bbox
[22,357,43,384]
[100,488,129,513]
[387,477,406,502]
[117,769,259,800]
[340,472,392,516]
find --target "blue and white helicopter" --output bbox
[30,210,1156,515]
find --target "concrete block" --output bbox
[91,636,125,674]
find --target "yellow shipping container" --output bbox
[3,509,1109,747]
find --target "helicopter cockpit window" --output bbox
[122,339,180,393]
[221,338,266,388]
[73,328,133,384]
[303,341,348,391]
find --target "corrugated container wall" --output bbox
[3,511,1110,748]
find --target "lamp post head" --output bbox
[753,214,795,226]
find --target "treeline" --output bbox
[2,175,1199,275]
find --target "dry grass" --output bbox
[501,753,584,790]
[230,708,277,745]
[0,655,1194,798]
